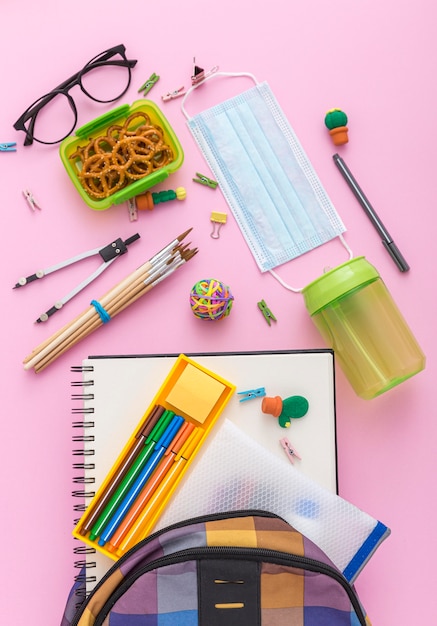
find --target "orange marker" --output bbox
[118,427,204,554]
[106,421,195,551]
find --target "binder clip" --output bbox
[191,58,219,85]
[138,73,159,96]
[257,299,277,326]
[0,142,16,152]
[237,387,266,402]
[193,172,218,189]
[162,86,186,102]
[279,437,302,464]
[14,233,140,323]
[210,211,227,239]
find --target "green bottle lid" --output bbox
[302,257,379,316]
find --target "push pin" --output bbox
[138,73,159,96]
[237,387,266,402]
[23,189,42,211]
[280,438,302,464]
[257,300,277,326]
[210,212,227,238]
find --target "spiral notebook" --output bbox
[71,349,337,596]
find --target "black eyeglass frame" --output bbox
[13,44,138,146]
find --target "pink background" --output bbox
[1,1,435,623]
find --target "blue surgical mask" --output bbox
[182,73,349,288]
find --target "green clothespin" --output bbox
[193,172,218,189]
[138,73,160,96]
[257,300,277,326]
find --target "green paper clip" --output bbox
[193,172,218,189]
[138,73,160,95]
[257,300,277,326]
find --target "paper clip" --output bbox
[138,73,159,96]
[280,438,302,464]
[162,86,186,102]
[257,300,277,326]
[237,387,266,402]
[191,58,219,85]
[210,212,227,239]
[14,233,140,323]
[0,142,16,152]
[193,172,218,189]
[23,189,42,211]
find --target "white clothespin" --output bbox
[23,189,42,211]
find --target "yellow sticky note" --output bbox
[166,363,226,423]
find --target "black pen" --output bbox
[333,153,410,272]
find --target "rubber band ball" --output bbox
[190,279,234,321]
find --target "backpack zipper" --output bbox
[92,546,367,626]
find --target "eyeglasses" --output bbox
[13,44,138,146]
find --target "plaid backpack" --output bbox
[65,510,371,626]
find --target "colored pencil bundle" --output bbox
[77,403,203,556]
[24,229,197,373]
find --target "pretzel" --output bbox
[70,113,174,199]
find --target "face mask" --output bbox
[182,73,348,289]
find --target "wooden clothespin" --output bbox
[237,387,266,402]
[162,86,186,102]
[257,300,277,326]
[138,73,159,96]
[193,172,218,189]
[279,438,302,464]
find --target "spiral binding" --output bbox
[71,364,97,605]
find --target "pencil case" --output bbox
[59,99,184,210]
[73,354,235,559]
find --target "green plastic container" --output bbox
[60,100,184,210]
[302,257,425,399]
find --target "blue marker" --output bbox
[98,414,185,546]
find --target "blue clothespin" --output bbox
[257,300,277,326]
[138,73,159,96]
[193,172,218,189]
[237,387,266,402]
[0,142,16,152]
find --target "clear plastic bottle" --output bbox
[302,257,425,399]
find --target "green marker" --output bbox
[89,410,174,541]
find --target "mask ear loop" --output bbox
[269,235,354,292]
[181,71,259,120]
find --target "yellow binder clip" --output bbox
[210,211,227,239]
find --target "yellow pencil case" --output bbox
[60,99,184,210]
[73,354,235,560]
